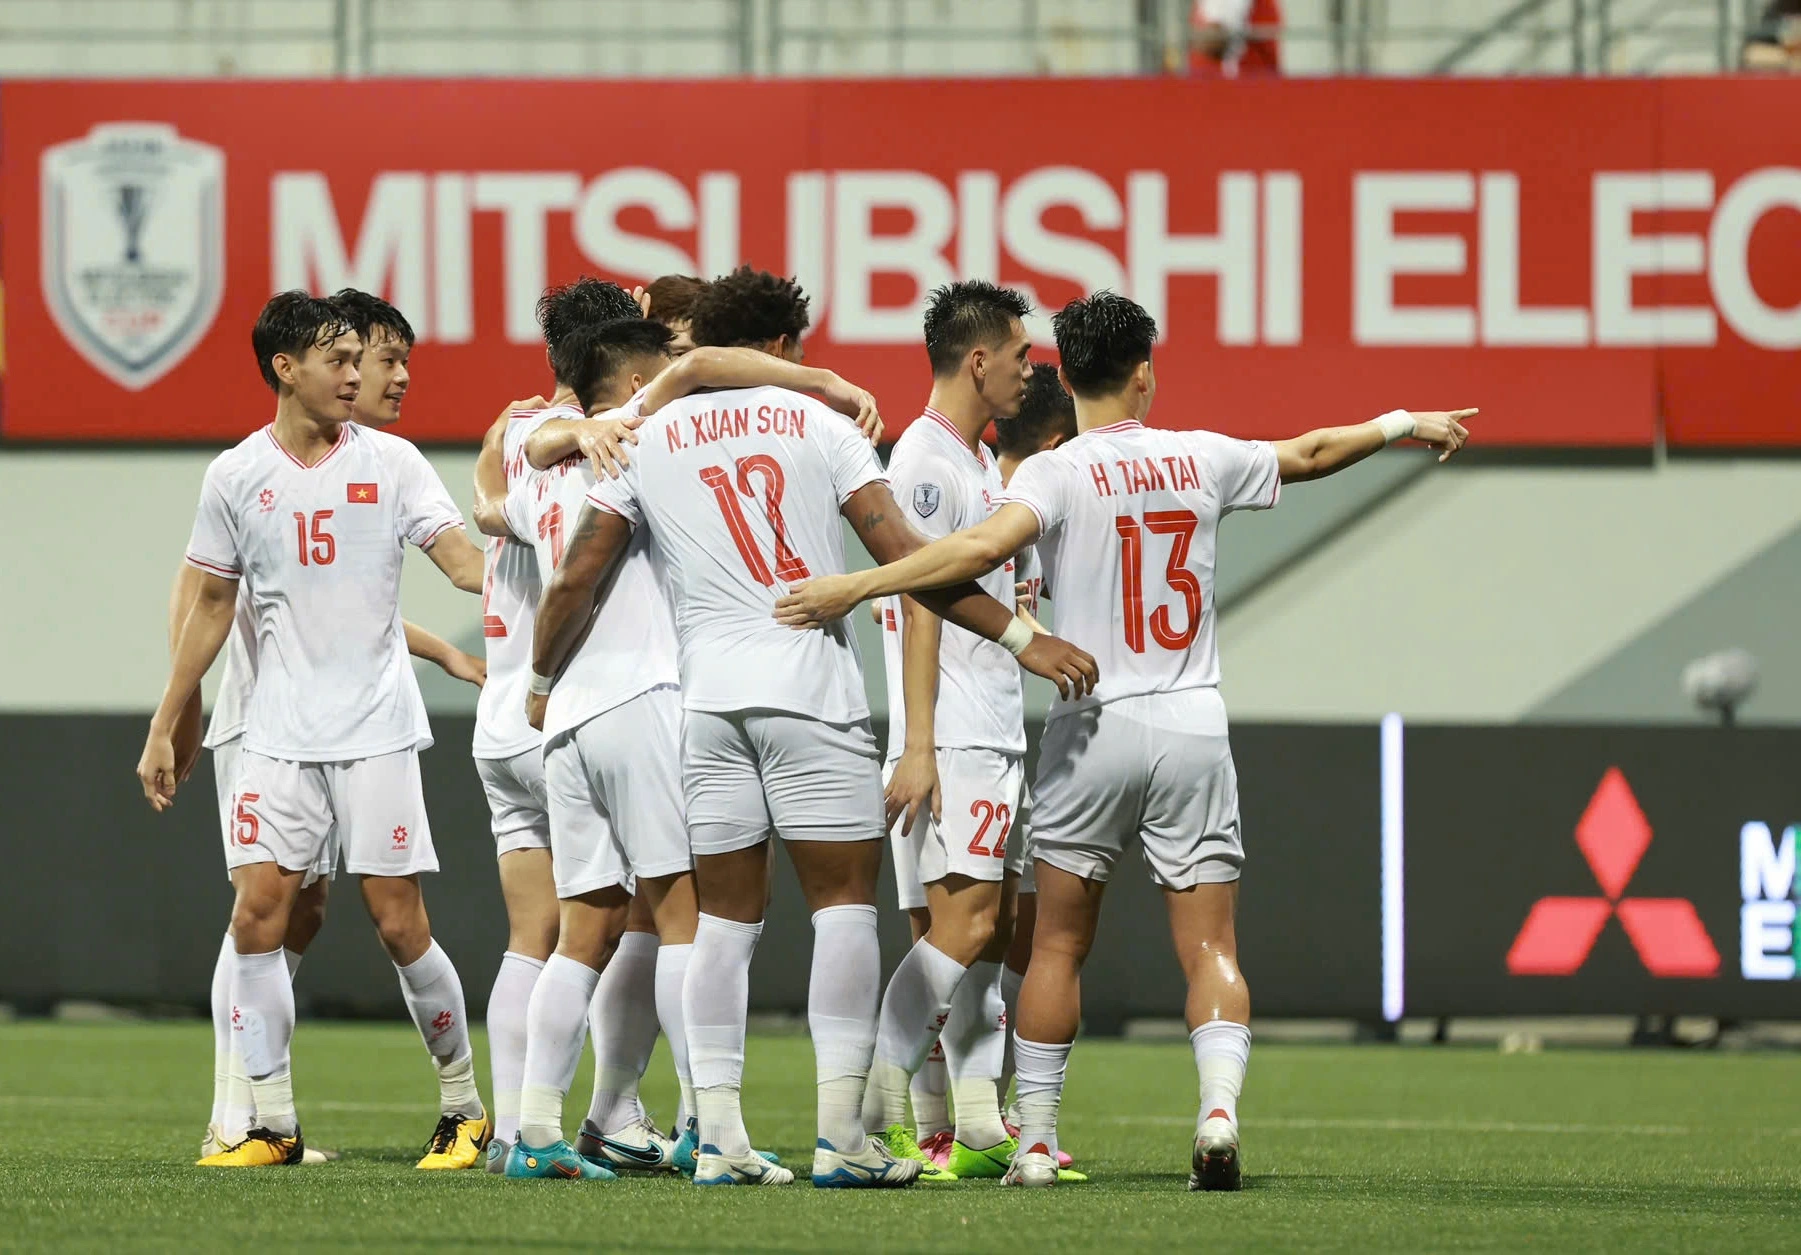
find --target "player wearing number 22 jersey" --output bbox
[771,289,1475,1193]
[529,267,1096,1191]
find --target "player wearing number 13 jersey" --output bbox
[772,289,1475,1192]
[532,267,1097,1190]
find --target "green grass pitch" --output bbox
[1,1021,1796,1252]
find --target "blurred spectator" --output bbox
[1186,0,1282,78]
[1743,0,1801,70]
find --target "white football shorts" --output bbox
[1029,690,1243,890]
[226,748,438,879]
[475,746,551,856]
[886,747,1030,911]
[543,685,690,899]
[682,709,884,855]
[213,738,331,886]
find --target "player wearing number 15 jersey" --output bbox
[772,289,1474,1192]
[531,267,1097,1190]
[138,291,495,1169]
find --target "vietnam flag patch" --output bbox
[347,482,379,504]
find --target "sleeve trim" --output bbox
[837,472,889,508]
[184,554,241,580]
[418,518,463,549]
[996,494,1049,538]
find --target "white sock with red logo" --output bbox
[808,905,880,1151]
[395,941,479,1117]
[519,954,601,1149]
[1012,1036,1071,1162]
[942,960,1008,1150]
[231,947,298,1137]
[485,951,544,1144]
[586,930,659,1135]
[910,1045,950,1140]
[1191,1019,1251,1132]
[210,933,245,1137]
[864,939,965,1133]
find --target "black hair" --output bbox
[554,318,676,414]
[252,290,353,392]
[536,278,644,365]
[994,362,1078,457]
[1051,290,1158,398]
[689,265,810,348]
[330,287,415,349]
[922,280,1032,378]
[645,274,708,327]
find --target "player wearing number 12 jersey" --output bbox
[531,267,1096,1190]
[773,290,1474,1191]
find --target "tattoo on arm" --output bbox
[565,502,604,557]
[860,509,886,530]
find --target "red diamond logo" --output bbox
[1507,768,1719,979]
[1574,768,1651,899]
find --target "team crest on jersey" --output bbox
[913,482,942,519]
[40,122,226,391]
[257,488,275,512]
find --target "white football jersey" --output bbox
[1016,543,1047,617]
[586,385,886,724]
[1000,420,1279,720]
[184,422,466,761]
[880,409,1024,758]
[505,408,681,743]
[202,583,257,748]
[471,406,555,759]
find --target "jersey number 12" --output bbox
[701,456,811,586]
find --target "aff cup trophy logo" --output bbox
[41,122,226,391]
[117,184,150,264]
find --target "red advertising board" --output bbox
[2,78,1796,446]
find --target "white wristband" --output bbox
[1375,410,1415,444]
[528,671,554,696]
[997,614,1035,657]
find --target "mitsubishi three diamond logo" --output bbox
[1507,767,1720,978]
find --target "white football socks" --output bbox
[942,959,1008,1149]
[1012,1036,1071,1162]
[998,961,1025,1108]
[865,939,966,1132]
[231,947,297,1136]
[394,941,480,1117]
[1191,1019,1251,1130]
[586,930,659,1135]
[519,954,601,1148]
[684,913,762,1157]
[485,950,544,1144]
[808,905,880,1150]
[910,1045,950,1140]
[209,933,248,1137]
[655,942,696,1126]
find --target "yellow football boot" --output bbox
[197,1126,304,1167]
[417,1109,492,1170]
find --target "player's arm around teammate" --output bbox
[526,348,883,478]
